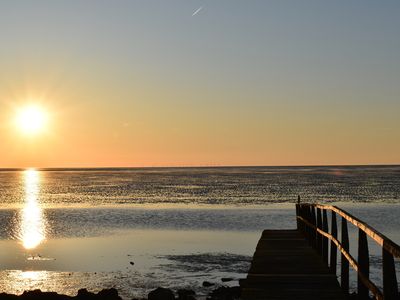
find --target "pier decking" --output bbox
[240,229,345,300]
[240,203,400,300]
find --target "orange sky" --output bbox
[0,1,399,168]
[1,84,398,168]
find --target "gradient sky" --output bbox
[0,1,399,168]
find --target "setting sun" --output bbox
[15,105,47,135]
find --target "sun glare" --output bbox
[19,169,47,249]
[15,105,47,135]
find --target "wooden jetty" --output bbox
[240,202,400,300]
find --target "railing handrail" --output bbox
[297,214,384,299]
[300,203,400,258]
[296,202,399,300]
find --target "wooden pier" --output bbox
[240,229,345,299]
[240,203,400,300]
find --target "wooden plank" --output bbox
[330,211,338,275]
[240,229,346,300]
[322,209,329,264]
[383,246,399,300]
[341,217,349,295]
[357,229,369,299]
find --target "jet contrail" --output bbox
[192,6,203,16]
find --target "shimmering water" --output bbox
[0,166,399,299]
[1,166,399,207]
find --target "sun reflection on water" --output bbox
[18,169,47,249]
[2,270,51,295]
[19,270,47,281]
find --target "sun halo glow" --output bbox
[15,105,48,135]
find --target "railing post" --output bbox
[296,203,305,233]
[341,217,349,295]
[310,206,317,249]
[300,205,305,233]
[383,243,398,300]
[296,204,400,300]
[316,208,322,256]
[295,196,301,231]
[322,209,329,265]
[330,211,337,275]
[358,229,369,299]
[305,206,312,243]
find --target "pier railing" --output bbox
[296,203,400,300]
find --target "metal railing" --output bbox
[296,202,400,300]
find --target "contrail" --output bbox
[192,6,203,16]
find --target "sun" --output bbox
[15,105,48,135]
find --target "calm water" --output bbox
[0,166,399,299]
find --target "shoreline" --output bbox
[0,285,242,300]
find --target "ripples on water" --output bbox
[0,166,399,298]
[0,208,296,240]
[0,166,399,206]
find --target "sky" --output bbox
[0,0,399,168]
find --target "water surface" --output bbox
[0,166,399,298]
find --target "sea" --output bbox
[0,166,399,299]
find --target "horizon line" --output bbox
[0,163,399,171]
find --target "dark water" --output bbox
[0,165,399,206]
[0,166,399,299]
